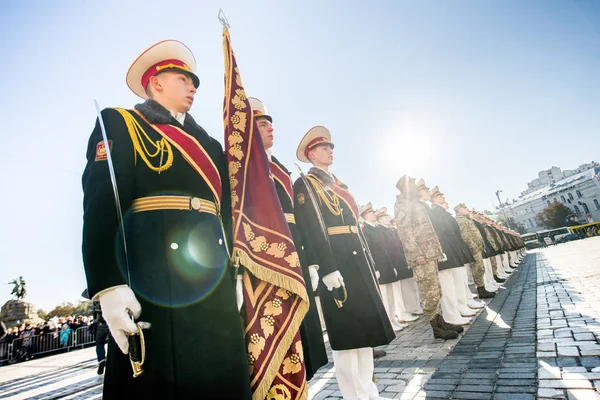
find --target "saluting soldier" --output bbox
[361,203,405,331]
[293,126,394,399]
[82,41,251,398]
[454,204,496,299]
[394,176,461,340]
[247,97,328,381]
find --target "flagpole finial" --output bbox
[218,9,230,29]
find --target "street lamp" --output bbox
[496,189,513,230]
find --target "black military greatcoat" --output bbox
[293,167,394,351]
[380,226,413,280]
[82,100,250,399]
[472,219,495,259]
[362,223,399,285]
[430,204,475,267]
[425,203,463,271]
[269,156,328,380]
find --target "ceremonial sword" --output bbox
[94,100,146,378]
[294,164,346,308]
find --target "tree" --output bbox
[46,302,76,319]
[536,202,577,229]
[499,216,527,234]
[37,309,48,321]
[72,301,93,317]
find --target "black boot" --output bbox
[436,314,464,333]
[494,275,506,283]
[477,286,496,299]
[97,360,106,375]
[430,315,459,339]
[372,349,386,359]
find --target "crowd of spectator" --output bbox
[0,314,97,365]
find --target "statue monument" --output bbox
[1,276,37,326]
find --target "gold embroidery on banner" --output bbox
[243,222,291,261]
[264,298,283,316]
[260,315,275,338]
[228,131,244,146]
[266,384,291,400]
[229,143,244,160]
[229,160,242,175]
[267,243,287,258]
[251,236,269,253]
[231,190,239,209]
[282,341,303,375]
[275,288,290,300]
[231,111,247,131]
[284,252,300,268]
[235,67,243,88]
[248,333,266,359]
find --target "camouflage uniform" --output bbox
[394,197,444,320]
[455,214,486,288]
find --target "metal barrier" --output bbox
[73,326,95,348]
[0,341,11,364]
[0,326,97,366]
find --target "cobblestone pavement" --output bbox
[536,236,600,400]
[1,238,599,399]
[308,252,532,400]
[0,348,102,399]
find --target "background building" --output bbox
[503,163,600,233]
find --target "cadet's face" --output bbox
[457,207,468,216]
[364,210,377,223]
[256,117,274,150]
[379,215,391,225]
[431,194,444,205]
[154,72,197,113]
[419,189,431,201]
[309,144,334,166]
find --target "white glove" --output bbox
[308,265,319,292]
[322,271,344,291]
[376,271,381,279]
[236,274,244,311]
[97,285,149,355]
[393,268,398,277]
[439,253,448,262]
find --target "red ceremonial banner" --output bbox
[222,28,309,400]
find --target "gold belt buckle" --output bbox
[190,197,202,211]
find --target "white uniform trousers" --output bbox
[439,269,471,325]
[451,266,477,316]
[400,277,423,315]
[482,258,500,292]
[501,253,511,274]
[392,280,419,322]
[332,347,379,400]
[463,264,485,308]
[379,283,405,331]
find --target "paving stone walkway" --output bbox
[307,258,532,400]
[1,238,600,399]
[536,237,600,400]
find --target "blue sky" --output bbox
[1,1,599,311]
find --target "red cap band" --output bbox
[304,137,331,158]
[141,59,191,91]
